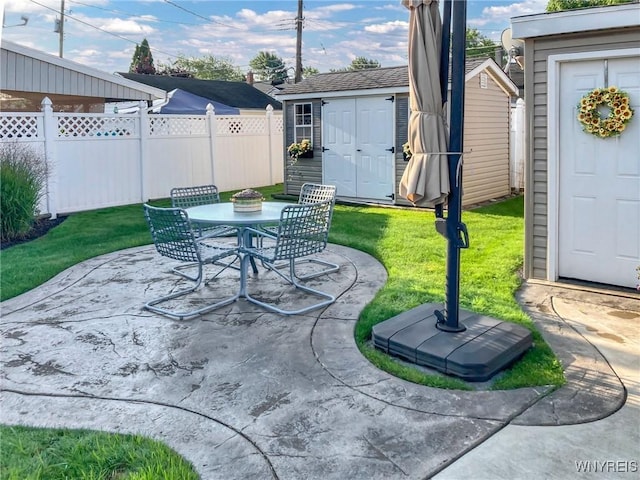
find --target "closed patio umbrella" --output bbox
[398,0,449,207]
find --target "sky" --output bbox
[1,0,548,77]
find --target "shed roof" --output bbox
[277,58,517,99]
[118,73,282,110]
[279,66,409,96]
[1,41,166,101]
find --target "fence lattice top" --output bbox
[57,115,138,138]
[0,115,40,139]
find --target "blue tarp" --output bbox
[159,88,240,115]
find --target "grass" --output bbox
[328,197,564,391]
[0,184,565,476]
[0,425,198,480]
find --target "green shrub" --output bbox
[0,143,49,241]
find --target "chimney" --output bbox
[246,71,254,85]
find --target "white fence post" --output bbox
[266,105,275,185]
[513,98,525,191]
[41,97,58,219]
[206,103,217,186]
[139,101,149,202]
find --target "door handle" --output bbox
[386,146,395,153]
[322,146,330,152]
[356,149,362,152]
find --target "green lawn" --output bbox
[0,185,564,477]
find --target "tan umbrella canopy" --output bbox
[399,0,449,207]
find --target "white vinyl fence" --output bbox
[510,98,525,191]
[0,97,284,218]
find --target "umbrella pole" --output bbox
[371,0,533,381]
[435,0,452,221]
[437,0,468,333]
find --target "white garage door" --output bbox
[322,96,394,201]
[558,56,640,288]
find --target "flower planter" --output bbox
[298,150,314,159]
[232,198,262,212]
[230,188,264,213]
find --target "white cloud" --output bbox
[236,8,294,27]
[364,20,407,34]
[479,0,548,22]
[98,18,156,35]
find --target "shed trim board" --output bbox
[546,47,640,286]
[278,86,407,102]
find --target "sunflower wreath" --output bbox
[577,86,634,139]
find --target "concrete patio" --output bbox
[1,243,638,479]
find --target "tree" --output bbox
[547,0,632,12]
[350,57,381,70]
[329,57,381,73]
[249,52,289,82]
[157,54,244,81]
[303,66,319,78]
[129,38,156,74]
[465,28,498,59]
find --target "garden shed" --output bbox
[512,2,639,289]
[276,58,517,207]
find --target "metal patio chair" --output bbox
[170,184,236,239]
[262,183,339,280]
[242,199,336,315]
[170,184,238,280]
[143,204,240,320]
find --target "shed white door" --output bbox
[322,97,394,201]
[557,57,640,288]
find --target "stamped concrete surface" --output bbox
[1,243,638,479]
[435,283,640,479]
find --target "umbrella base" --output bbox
[372,304,532,382]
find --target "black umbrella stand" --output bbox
[372,0,532,382]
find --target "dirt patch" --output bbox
[1,216,67,250]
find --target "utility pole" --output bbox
[294,0,303,83]
[58,0,65,57]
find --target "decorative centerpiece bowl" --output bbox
[231,188,264,213]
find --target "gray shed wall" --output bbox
[283,99,323,195]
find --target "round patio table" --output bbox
[185,201,295,297]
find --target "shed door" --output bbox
[323,98,357,197]
[558,57,640,288]
[322,97,394,201]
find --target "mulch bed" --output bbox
[1,216,67,250]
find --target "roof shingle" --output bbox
[118,73,282,110]
[278,58,504,96]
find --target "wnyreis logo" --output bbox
[575,460,638,473]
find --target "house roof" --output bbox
[158,89,240,115]
[278,66,409,96]
[512,2,640,39]
[118,73,282,110]
[277,58,517,100]
[1,41,166,101]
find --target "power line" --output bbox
[67,0,206,26]
[29,0,180,60]
[162,0,242,30]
